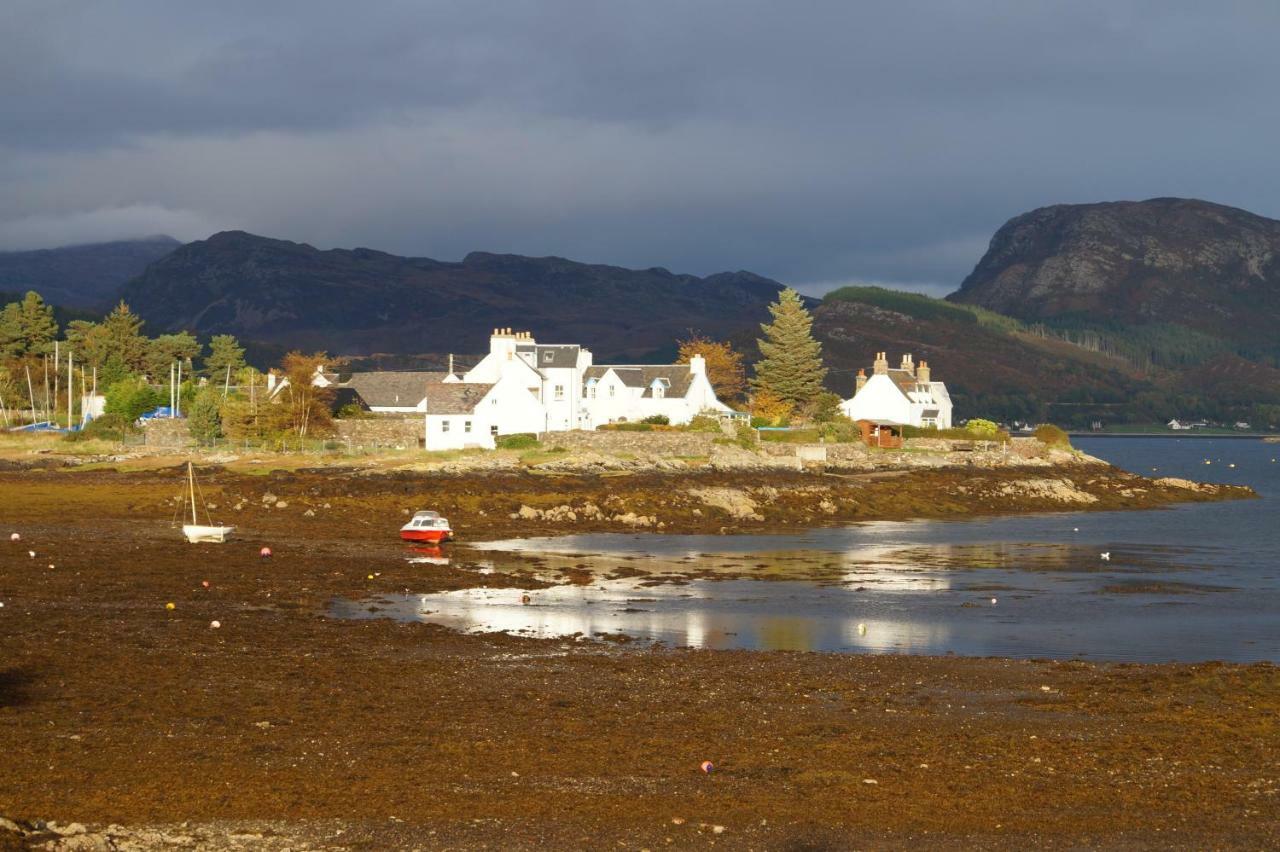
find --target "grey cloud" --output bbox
[3,1,1280,292]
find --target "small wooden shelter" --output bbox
[856,419,903,449]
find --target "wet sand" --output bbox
[0,463,1275,848]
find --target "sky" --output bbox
[3,1,1280,296]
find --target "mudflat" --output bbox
[0,462,1274,849]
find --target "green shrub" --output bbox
[1033,423,1071,447]
[760,428,822,443]
[103,377,164,426]
[808,391,845,423]
[685,414,723,433]
[965,418,1001,438]
[601,422,653,432]
[819,418,861,443]
[902,423,1011,442]
[66,413,127,442]
[640,414,670,425]
[187,387,224,444]
[336,403,373,419]
[495,433,539,450]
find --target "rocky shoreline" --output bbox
[0,446,1271,849]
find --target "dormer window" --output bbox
[652,377,670,399]
[543,351,554,363]
[585,378,598,399]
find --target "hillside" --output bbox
[948,198,1280,358]
[0,236,180,310]
[120,231,785,361]
[812,287,1147,425]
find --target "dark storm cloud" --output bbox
[3,0,1280,294]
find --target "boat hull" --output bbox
[184,524,235,544]
[400,528,451,543]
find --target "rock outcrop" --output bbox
[949,197,1280,350]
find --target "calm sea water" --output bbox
[332,437,1280,662]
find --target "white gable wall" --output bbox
[841,374,953,428]
[840,374,912,424]
[422,375,545,451]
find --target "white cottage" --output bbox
[581,356,729,426]
[316,328,733,448]
[840,352,952,429]
[421,373,547,450]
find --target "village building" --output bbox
[299,328,733,450]
[840,352,953,429]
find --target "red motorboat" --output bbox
[400,510,453,543]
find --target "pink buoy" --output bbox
[201,580,211,589]
[260,547,272,559]
[700,760,714,774]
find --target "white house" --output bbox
[310,328,733,448]
[840,352,953,429]
[421,373,546,450]
[462,328,731,429]
[581,357,729,426]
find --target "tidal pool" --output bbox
[331,437,1280,662]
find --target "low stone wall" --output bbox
[333,416,423,450]
[544,430,719,456]
[758,441,868,461]
[140,418,193,448]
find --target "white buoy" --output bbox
[27,550,35,558]
[9,533,18,541]
[210,620,221,629]
[1100,552,1111,561]
[991,597,998,605]
[1073,527,1079,532]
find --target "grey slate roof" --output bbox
[422,382,494,415]
[342,371,448,408]
[585,365,695,398]
[517,343,580,369]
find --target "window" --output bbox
[464,420,472,433]
[491,397,498,405]
[654,384,665,399]
[554,384,565,401]
[586,379,597,399]
[490,425,499,436]
[608,384,615,398]
[543,351,554,363]
[442,420,450,433]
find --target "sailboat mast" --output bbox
[188,462,198,526]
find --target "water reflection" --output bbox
[351,438,1280,663]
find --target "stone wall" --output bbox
[140,417,193,448]
[542,429,719,457]
[333,416,423,450]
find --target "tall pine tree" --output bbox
[751,288,827,408]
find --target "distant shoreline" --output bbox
[1069,432,1279,440]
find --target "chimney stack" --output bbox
[917,360,930,385]
[873,352,889,375]
[900,353,914,372]
[689,354,706,376]
[855,368,867,392]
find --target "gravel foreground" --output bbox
[0,461,1275,849]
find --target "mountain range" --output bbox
[118,231,785,362]
[0,235,180,310]
[5,197,1280,427]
